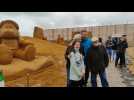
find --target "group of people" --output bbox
[105,35,128,68]
[65,31,109,87]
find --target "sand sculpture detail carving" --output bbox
[0,20,36,65]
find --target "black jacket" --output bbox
[112,39,118,50]
[87,45,109,74]
[116,40,128,53]
[105,40,113,49]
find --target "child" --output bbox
[68,40,85,87]
[65,34,82,87]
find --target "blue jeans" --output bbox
[106,48,112,60]
[112,50,116,61]
[91,69,109,87]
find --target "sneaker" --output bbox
[115,64,118,67]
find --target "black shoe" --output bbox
[115,64,118,67]
[82,81,87,87]
[123,64,126,67]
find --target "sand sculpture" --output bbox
[56,34,64,45]
[33,26,47,40]
[0,20,36,64]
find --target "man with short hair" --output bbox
[80,31,93,86]
[115,35,128,68]
[87,37,109,87]
[120,35,128,67]
[105,36,113,62]
[111,37,118,62]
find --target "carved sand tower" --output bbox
[33,26,47,40]
[56,34,64,45]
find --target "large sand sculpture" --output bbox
[0,20,66,87]
[5,37,66,87]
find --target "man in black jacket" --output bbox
[115,35,128,68]
[111,37,118,61]
[105,36,113,62]
[87,37,109,87]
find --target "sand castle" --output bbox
[33,26,47,40]
[0,20,36,65]
[56,34,64,45]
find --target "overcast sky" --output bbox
[0,12,134,36]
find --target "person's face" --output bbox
[81,32,88,39]
[74,42,80,49]
[123,36,127,40]
[93,41,99,47]
[121,37,125,41]
[108,37,111,40]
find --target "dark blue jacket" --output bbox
[81,38,93,66]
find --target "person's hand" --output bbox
[67,55,70,59]
[81,70,85,78]
[68,52,73,58]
